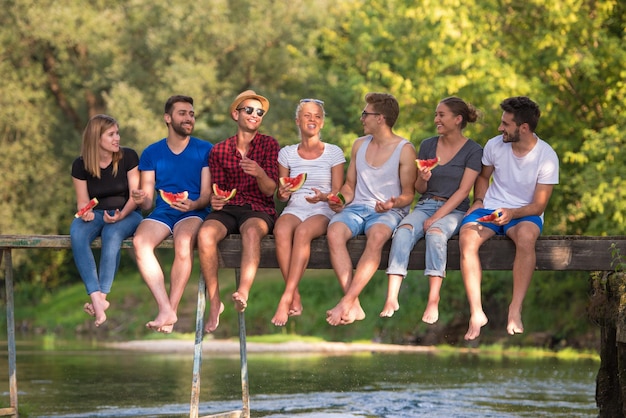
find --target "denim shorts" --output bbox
[329,204,404,237]
[462,208,543,235]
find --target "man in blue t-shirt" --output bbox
[131,95,213,333]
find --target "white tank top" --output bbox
[352,135,412,217]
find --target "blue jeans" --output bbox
[386,199,464,278]
[70,210,143,295]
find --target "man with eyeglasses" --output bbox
[198,90,280,333]
[325,92,417,326]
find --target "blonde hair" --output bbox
[81,114,121,178]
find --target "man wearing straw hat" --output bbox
[198,90,280,333]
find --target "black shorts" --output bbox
[204,204,275,234]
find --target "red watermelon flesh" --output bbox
[159,190,189,205]
[75,198,99,218]
[279,173,307,192]
[212,184,236,201]
[416,157,441,171]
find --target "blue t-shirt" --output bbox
[139,137,213,210]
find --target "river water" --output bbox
[0,339,598,417]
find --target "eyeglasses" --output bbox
[361,111,381,118]
[237,106,266,117]
[300,98,325,106]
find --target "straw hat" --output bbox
[229,90,270,120]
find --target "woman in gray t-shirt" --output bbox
[381,97,483,324]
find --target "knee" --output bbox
[426,228,445,241]
[367,229,391,248]
[242,224,261,240]
[326,225,347,249]
[273,222,291,243]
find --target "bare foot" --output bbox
[158,324,174,334]
[89,293,110,327]
[422,300,439,324]
[507,308,524,335]
[232,292,248,312]
[379,300,399,317]
[288,292,303,317]
[326,300,356,326]
[146,310,177,333]
[464,310,489,340]
[205,302,225,333]
[272,297,291,327]
[83,303,95,317]
[353,300,366,321]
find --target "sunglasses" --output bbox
[300,98,325,106]
[237,106,266,117]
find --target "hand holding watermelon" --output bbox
[279,173,307,192]
[159,190,189,205]
[416,157,440,171]
[327,192,345,206]
[75,198,99,218]
[477,210,502,223]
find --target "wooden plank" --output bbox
[1,234,625,271]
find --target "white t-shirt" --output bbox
[278,142,346,221]
[483,134,559,218]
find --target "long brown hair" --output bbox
[81,114,121,178]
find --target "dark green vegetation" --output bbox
[0,0,623,346]
[5,251,599,348]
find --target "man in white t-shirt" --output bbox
[459,96,559,341]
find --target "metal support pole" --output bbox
[189,274,206,418]
[3,249,18,417]
[235,268,250,418]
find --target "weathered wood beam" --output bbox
[1,234,624,271]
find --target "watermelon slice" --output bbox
[477,210,502,223]
[212,184,236,201]
[328,192,345,205]
[159,190,189,205]
[75,198,99,218]
[416,157,441,171]
[279,173,307,192]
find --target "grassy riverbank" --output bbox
[4,252,601,350]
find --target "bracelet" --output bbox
[474,197,484,204]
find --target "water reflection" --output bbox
[0,340,598,417]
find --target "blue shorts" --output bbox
[461,208,543,235]
[329,204,404,237]
[145,205,210,233]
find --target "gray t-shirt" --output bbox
[417,136,483,212]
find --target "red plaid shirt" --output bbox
[209,133,279,217]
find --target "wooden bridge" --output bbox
[1,234,625,417]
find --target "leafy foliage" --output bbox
[0,0,624,342]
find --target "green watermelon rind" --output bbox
[159,190,189,205]
[279,172,307,192]
[212,184,236,201]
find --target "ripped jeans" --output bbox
[386,199,464,278]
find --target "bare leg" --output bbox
[380,274,403,317]
[133,221,178,332]
[198,220,228,333]
[422,276,442,324]
[460,223,493,340]
[506,222,540,335]
[157,217,202,333]
[327,223,391,326]
[272,215,329,326]
[232,217,270,312]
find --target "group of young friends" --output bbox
[70,90,559,341]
